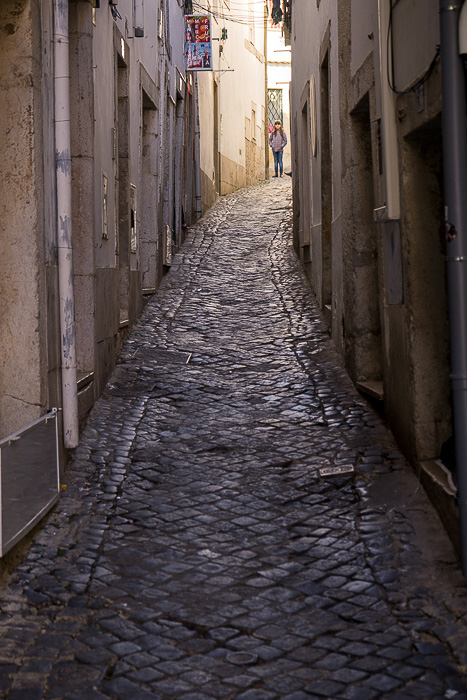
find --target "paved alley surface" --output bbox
[2,178,467,699]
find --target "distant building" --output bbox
[266,0,291,173]
[196,0,269,210]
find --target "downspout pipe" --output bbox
[439,0,467,574]
[193,75,202,218]
[174,96,184,244]
[54,0,79,449]
[264,0,269,180]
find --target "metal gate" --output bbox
[268,88,283,127]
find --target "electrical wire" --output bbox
[201,0,267,8]
[193,0,291,32]
[221,0,266,6]
[193,5,266,21]
[192,0,269,26]
[194,0,264,11]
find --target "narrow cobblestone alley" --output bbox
[2,179,467,700]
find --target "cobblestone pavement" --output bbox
[2,178,467,699]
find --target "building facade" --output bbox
[0,0,271,553]
[0,0,200,549]
[290,0,458,531]
[197,0,269,210]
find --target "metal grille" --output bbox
[0,410,60,556]
[268,88,283,127]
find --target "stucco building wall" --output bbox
[198,0,267,209]
[0,0,199,447]
[290,0,451,469]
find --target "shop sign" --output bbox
[185,15,212,71]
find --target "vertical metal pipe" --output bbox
[193,75,202,218]
[218,75,222,197]
[54,0,79,448]
[264,0,269,179]
[174,97,184,244]
[439,0,467,574]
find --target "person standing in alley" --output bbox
[269,120,287,177]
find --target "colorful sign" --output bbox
[185,15,212,71]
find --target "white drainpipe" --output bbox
[54,0,79,448]
[376,0,400,221]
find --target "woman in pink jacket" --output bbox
[269,120,287,177]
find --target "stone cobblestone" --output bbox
[1,178,467,698]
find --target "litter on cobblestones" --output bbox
[139,348,193,364]
[319,464,355,477]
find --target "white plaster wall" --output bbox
[197,0,266,180]
[169,0,188,90]
[198,71,216,184]
[217,0,266,168]
[291,0,341,228]
[267,23,290,116]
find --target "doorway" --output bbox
[320,52,332,315]
[347,92,382,384]
[140,91,159,292]
[300,101,312,277]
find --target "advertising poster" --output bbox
[185,15,212,71]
